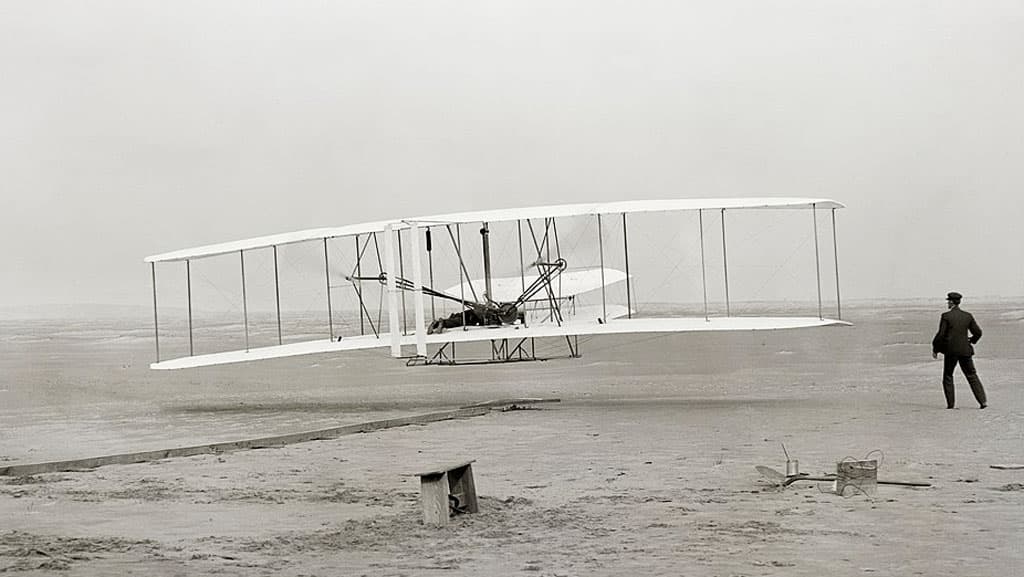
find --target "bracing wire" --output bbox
[624,212,693,308]
[746,235,814,304]
[193,268,243,314]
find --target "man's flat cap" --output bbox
[947,291,963,301]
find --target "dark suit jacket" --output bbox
[932,306,982,356]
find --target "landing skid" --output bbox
[406,335,582,366]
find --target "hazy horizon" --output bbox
[3,294,1022,322]
[4,2,1023,307]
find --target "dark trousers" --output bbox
[942,354,987,408]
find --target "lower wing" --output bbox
[151,315,850,370]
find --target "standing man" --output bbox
[932,291,987,409]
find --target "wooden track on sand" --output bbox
[0,406,493,477]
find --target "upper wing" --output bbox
[144,198,843,263]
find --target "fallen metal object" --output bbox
[756,465,931,488]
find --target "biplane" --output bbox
[145,198,850,369]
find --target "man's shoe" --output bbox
[947,406,955,409]
[980,404,987,409]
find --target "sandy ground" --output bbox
[1,301,1023,576]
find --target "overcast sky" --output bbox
[2,1,1022,309]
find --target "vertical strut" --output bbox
[384,224,401,357]
[373,233,384,332]
[812,203,822,319]
[186,260,194,356]
[273,245,282,345]
[525,218,562,325]
[350,234,379,338]
[481,222,493,303]
[410,222,427,357]
[546,218,552,263]
[721,209,730,317]
[698,210,709,322]
[832,208,842,320]
[457,224,466,329]
[552,218,562,297]
[398,230,407,335]
[427,227,435,321]
[622,213,632,319]
[517,220,525,295]
[597,213,607,322]
[240,251,249,352]
[324,238,333,340]
[355,235,364,335]
[151,262,160,363]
